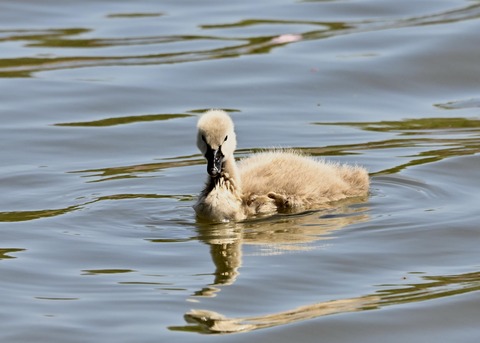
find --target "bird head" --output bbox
[196,110,237,177]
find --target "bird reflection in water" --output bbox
[189,197,369,306]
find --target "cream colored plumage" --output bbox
[194,110,369,222]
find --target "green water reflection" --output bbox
[72,158,202,182]
[1,2,479,77]
[314,117,480,174]
[55,113,192,127]
[4,116,477,222]
[82,268,135,275]
[173,270,480,334]
[0,248,25,259]
[319,117,480,133]
[0,206,80,222]
[0,193,179,222]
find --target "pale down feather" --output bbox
[194,110,369,222]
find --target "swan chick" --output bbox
[194,110,369,222]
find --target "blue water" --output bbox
[0,0,479,342]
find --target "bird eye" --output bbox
[224,135,228,142]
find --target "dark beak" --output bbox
[206,148,224,177]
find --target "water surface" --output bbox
[0,0,479,342]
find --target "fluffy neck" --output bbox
[196,156,246,222]
[223,158,241,189]
[204,157,242,196]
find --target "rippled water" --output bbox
[1,0,479,342]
